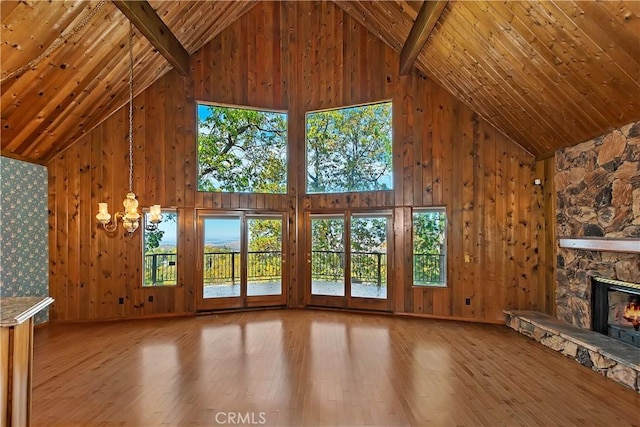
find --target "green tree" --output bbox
[197,105,287,193]
[307,103,392,193]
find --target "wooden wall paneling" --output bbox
[392,207,405,313]
[47,155,58,320]
[89,129,103,320]
[534,156,556,316]
[472,114,485,319]
[412,72,424,207]
[99,114,114,320]
[544,156,556,316]
[482,125,498,320]
[131,91,146,318]
[164,76,177,207]
[403,207,413,313]
[460,105,475,318]
[495,133,508,316]
[518,154,533,310]
[155,76,167,205]
[54,151,69,320]
[505,138,518,310]
[183,70,196,208]
[76,138,91,320]
[174,78,186,208]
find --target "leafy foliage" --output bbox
[413,211,446,255]
[307,102,392,193]
[197,105,287,193]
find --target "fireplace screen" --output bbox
[592,277,640,349]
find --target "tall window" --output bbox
[412,208,447,287]
[197,104,287,193]
[306,102,392,193]
[143,210,178,286]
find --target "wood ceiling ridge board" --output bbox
[0,12,126,150]
[0,1,86,76]
[461,2,600,136]
[556,1,640,78]
[482,2,611,133]
[540,1,640,105]
[112,0,189,77]
[399,0,447,75]
[502,2,627,129]
[430,12,571,149]
[587,1,640,57]
[513,2,636,119]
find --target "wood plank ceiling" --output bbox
[1,0,257,162]
[2,1,639,162]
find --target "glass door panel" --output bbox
[247,217,283,296]
[202,217,241,299]
[350,216,388,299]
[310,216,345,297]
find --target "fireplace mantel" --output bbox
[559,237,640,254]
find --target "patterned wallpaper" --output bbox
[0,156,49,323]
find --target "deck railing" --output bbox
[144,251,445,286]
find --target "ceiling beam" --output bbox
[112,0,190,76]
[399,0,448,75]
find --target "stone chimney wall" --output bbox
[555,122,640,329]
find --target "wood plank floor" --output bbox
[32,309,639,426]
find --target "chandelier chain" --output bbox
[1,0,107,83]
[128,22,134,194]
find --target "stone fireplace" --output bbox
[505,122,639,393]
[555,121,640,330]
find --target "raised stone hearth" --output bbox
[505,310,639,393]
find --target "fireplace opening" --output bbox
[592,277,640,348]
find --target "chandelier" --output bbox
[96,24,162,235]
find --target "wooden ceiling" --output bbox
[2,1,639,162]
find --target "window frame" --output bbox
[196,101,288,194]
[411,207,447,288]
[142,208,179,287]
[304,100,393,195]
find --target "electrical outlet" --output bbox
[464,254,470,263]
[148,295,154,303]
[118,297,124,304]
[465,298,471,306]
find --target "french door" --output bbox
[196,211,287,311]
[307,211,392,311]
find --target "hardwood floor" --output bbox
[32,309,639,426]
